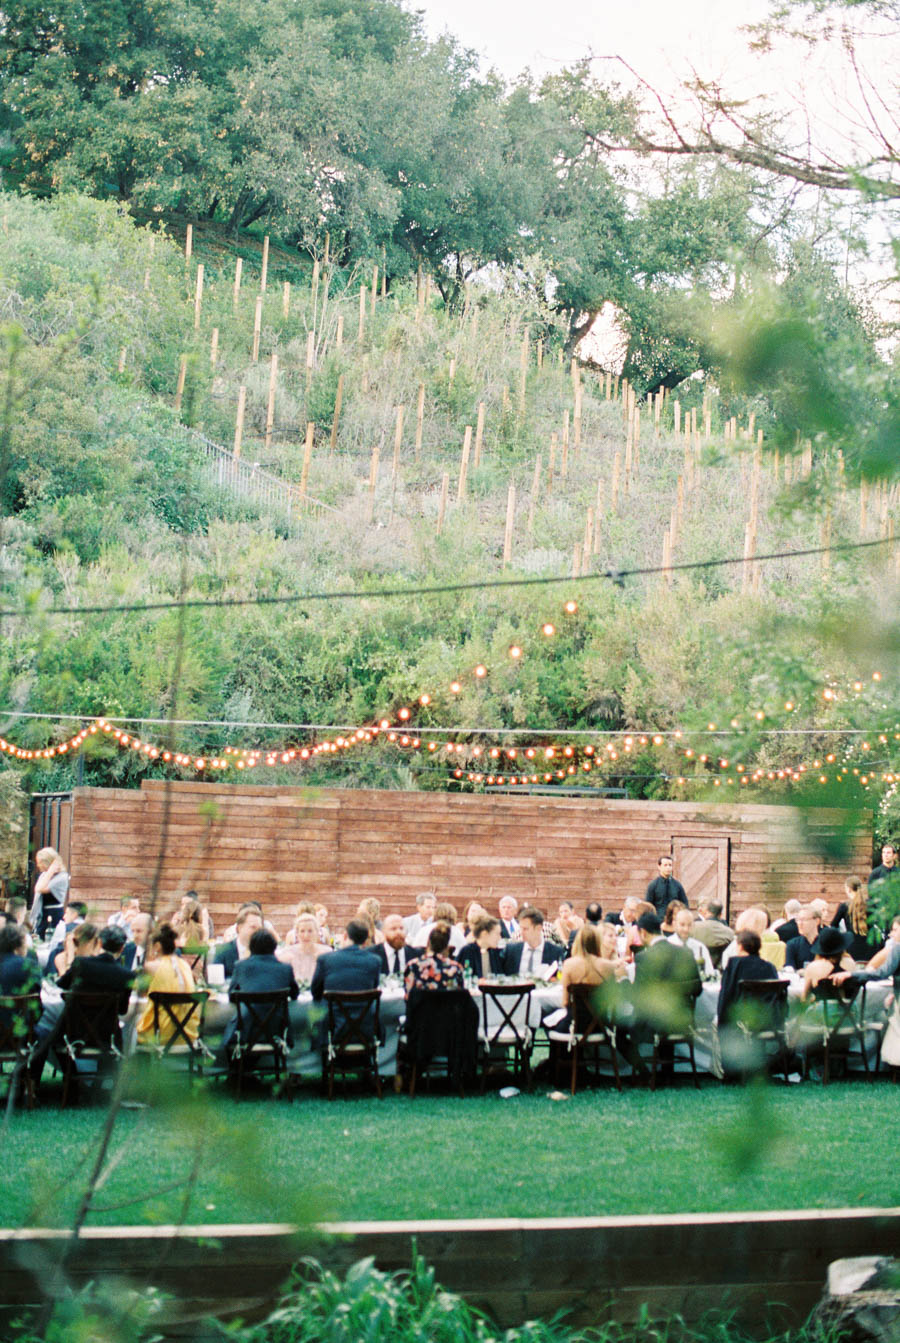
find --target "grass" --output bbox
[2,1079,898,1229]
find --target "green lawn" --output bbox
[3,1080,898,1229]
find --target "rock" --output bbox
[813,1257,900,1343]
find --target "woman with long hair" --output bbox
[137,924,204,1044]
[831,876,883,962]
[277,911,328,982]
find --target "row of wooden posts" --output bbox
[161,228,898,578]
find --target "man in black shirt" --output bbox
[783,905,821,972]
[645,855,688,919]
[868,842,898,889]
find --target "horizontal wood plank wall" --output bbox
[68,783,871,933]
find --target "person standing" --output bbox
[868,842,898,889]
[644,855,688,920]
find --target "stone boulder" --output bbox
[812,1257,900,1343]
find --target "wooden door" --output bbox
[671,836,730,914]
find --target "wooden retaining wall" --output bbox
[2,1209,898,1335]
[67,782,871,931]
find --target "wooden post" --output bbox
[583,506,594,561]
[143,267,151,291]
[503,482,516,567]
[299,421,314,497]
[233,257,243,307]
[457,426,472,499]
[324,232,330,266]
[437,471,449,535]
[673,400,681,436]
[573,383,582,459]
[117,347,127,374]
[620,378,629,415]
[260,235,269,292]
[282,281,291,319]
[366,440,380,522]
[448,357,456,390]
[185,224,192,260]
[305,331,315,390]
[210,327,219,368]
[547,432,557,491]
[336,314,344,349]
[233,386,246,457]
[624,417,633,487]
[193,263,204,330]
[392,405,404,480]
[742,520,755,594]
[676,473,684,524]
[473,401,486,467]
[561,410,570,478]
[252,296,262,362]
[174,355,187,413]
[611,451,621,512]
[571,542,581,578]
[264,352,278,449]
[329,375,343,455]
[633,405,640,469]
[528,453,542,530]
[371,265,378,316]
[415,382,425,460]
[605,371,611,400]
[704,407,711,438]
[536,339,543,368]
[358,285,366,341]
[311,259,320,313]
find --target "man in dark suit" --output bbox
[371,914,419,978]
[502,906,565,976]
[225,929,299,1055]
[498,896,521,941]
[312,919,382,998]
[457,916,506,978]
[717,930,780,1026]
[631,912,701,1037]
[784,905,821,972]
[644,856,688,920]
[214,906,263,979]
[229,930,300,999]
[122,913,153,973]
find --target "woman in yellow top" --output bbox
[137,924,203,1044]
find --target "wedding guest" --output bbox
[277,911,329,982]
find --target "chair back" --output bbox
[0,994,41,1056]
[148,990,208,1052]
[324,989,381,1053]
[734,978,788,1034]
[406,988,479,1072]
[811,976,865,1034]
[567,982,612,1040]
[60,990,125,1054]
[230,990,291,1052]
[479,982,533,1049]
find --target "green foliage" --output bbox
[0,768,28,879]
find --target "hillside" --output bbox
[0,193,897,833]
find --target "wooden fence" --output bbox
[66,782,871,930]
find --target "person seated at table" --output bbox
[357,897,384,933]
[502,906,566,977]
[692,900,735,968]
[667,906,715,978]
[53,920,100,979]
[597,920,629,977]
[424,901,465,953]
[107,895,142,933]
[498,895,520,940]
[315,904,331,945]
[220,900,274,943]
[137,923,204,1044]
[865,915,900,978]
[171,898,210,951]
[0,923,41,1015]
[404,922,465,994]
[171,892,214,944]
[781,905,822,973]
[551,901,584,947]
[660,900,684,936]
[402,892,436,944]
[456,916,505,979]
[799,926,855,1001]
[283,902,318,944]
[721,907,784,970]
[717,930,779,1027]
[214,906,263,978]
[277,911,329,983]
[123,913,155,974]
[371,914,419,978]
[354,910,379,947]
[311,919,382,999]
[46,898,88,963]
[831,876,885,963]
[773,899,803,943]
[631,912,702,1036]
[229,929,299,999]
[462,901,487,942]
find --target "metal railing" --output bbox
[190,431,339,528]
